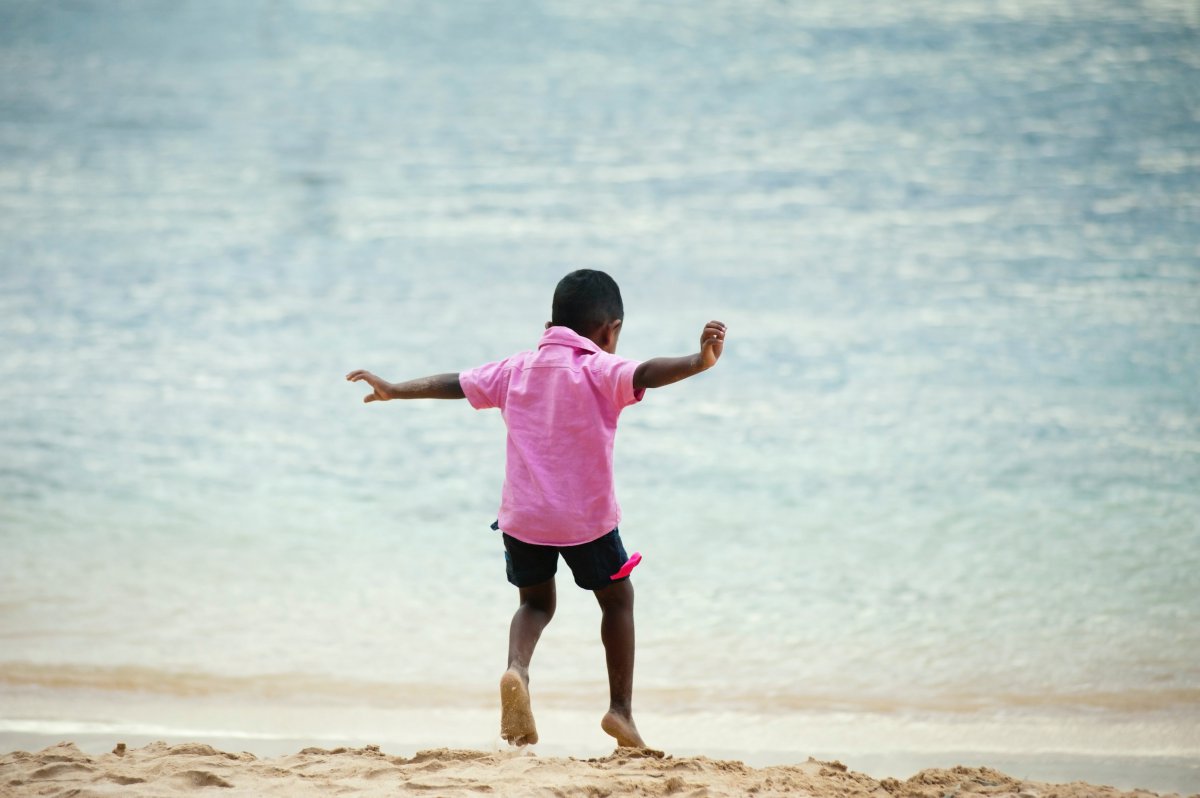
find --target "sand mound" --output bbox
[0,741,1182,797]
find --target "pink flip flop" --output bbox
[610,552,642,581]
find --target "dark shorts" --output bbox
[497,524,630,591]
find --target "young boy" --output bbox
[346,270,726,750]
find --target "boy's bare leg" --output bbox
[501,578,555,746]
[595,579,646,748]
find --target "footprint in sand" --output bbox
[499,669,538,746]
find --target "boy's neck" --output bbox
[545,319,622,354]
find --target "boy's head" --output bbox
[549,269,624,352]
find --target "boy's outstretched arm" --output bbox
[632,320,726,391]
[345,370,466,402]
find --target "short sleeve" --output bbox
[594,354,645,409]
[459,357,512,410]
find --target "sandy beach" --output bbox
[1,741,1189,798]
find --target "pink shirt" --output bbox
[459,326,645,546]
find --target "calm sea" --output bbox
[1,0,1198,790]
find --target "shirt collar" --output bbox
[539,325,602,354]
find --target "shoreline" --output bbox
[3,740,1195,797]
[3,682,1198,792]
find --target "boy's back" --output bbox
[460,325,645,547]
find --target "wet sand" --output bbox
[2,740,1191,798]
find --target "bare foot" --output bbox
[499,669,538,746]
[601,709,646,748]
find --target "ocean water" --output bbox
[1,0,1199,789]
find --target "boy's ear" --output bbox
[601,318,622,348]
[546,321,553,329]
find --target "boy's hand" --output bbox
[345,370,392,402]
[632,321,727,391]
[700,321,727,370]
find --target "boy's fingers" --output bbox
[701,321,726,347]
[702,321,725,362]
[364,393,377,403]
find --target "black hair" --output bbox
[551,269,624,336]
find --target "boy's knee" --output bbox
[595,579,634,612]
[519,581,557,617]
